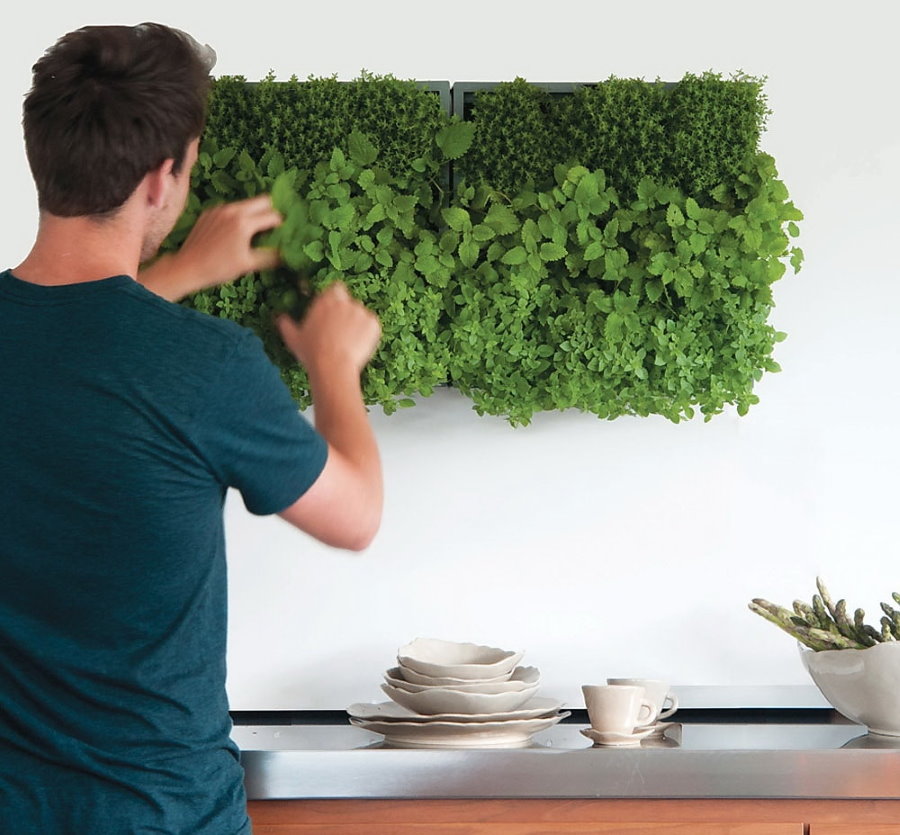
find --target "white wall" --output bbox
[3,1,898,710]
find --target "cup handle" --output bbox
[637,699,654,726]
[658,692,679,720]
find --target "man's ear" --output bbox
[143,158,177,209]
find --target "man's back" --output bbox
[0,269,327,834]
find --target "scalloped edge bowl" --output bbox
[399,664,513,686]
[397,638,524,681]
[381,680,540,715]
[385,665,540,694]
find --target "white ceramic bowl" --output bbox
[398,665,513,687]
[800,641,900,736]
[381,680,540,715]
[397,638,524,681]
[385,665,540,694]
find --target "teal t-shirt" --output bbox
[0,270,328,834]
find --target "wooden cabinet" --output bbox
[248,799,900,834]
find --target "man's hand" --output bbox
[139,195,282,302]
[276,282,381,380]
[275,282,384,551]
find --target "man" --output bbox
[0,22,382,834]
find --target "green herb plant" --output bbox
[162,87,474,413]
[446,152,802,424]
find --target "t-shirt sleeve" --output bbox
[191,330,328,515]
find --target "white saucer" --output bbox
[634,721,675,739]
[580,725,657,747]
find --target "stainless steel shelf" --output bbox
[233,722,900,801]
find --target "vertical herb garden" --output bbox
[161,71,803,425]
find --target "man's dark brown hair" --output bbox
[23,23,214,217]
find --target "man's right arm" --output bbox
[274,283,383,551]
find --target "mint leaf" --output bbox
[442,207,472,232]
[501,246,527,266]
[348,130,379,166]
[436,121,475,160]
[540,242,567,262]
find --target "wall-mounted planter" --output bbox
[165,72,803,425]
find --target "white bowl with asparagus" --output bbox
[750,578,900,736]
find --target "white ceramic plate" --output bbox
[397,637,524,681]
[349,711,570,748]
[381,680,539,715]
[385,665,539,694]
[347,697,564,724]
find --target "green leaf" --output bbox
[473,224,496,242]
[574,172,599,205]
[439,230,459,253]
[537,213,556,240]
[583,241,605,261]
[238,150,256,173]
[329,147,347,171]
[689,232,707,255]
[436,121,476,160]
[646,280,663,303]
[711,184,729,203]
[443,207,472,232]
[685,197,702,220]
[605,311,624,341]
[666,204,686,228]
[303,240,325,261]
[501,246,527,266]
[211,169,238,194]
[347,130,379,166]
[484,203,519,235]
[459,236,480,268]
[214,147,237,168]
[637,178,657,203]
[365,203,386,226]
[540,242,567,262]
[270,171,298,213]
[267,153,285,178]
[674,271,693,297]
[394,195,418,214]
[328,203,355,230]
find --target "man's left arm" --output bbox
[139,195,282,302]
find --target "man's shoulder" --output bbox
[123,281,258,357]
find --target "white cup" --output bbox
[607,678,678,725]
[581,684,654,734]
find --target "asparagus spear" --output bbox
[748,600,866,650]
[750,581,900,651]
[854,608,880,646]
[817,576,838,621]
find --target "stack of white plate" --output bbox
[348,638,569,747]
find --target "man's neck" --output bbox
[13,211,142,286]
